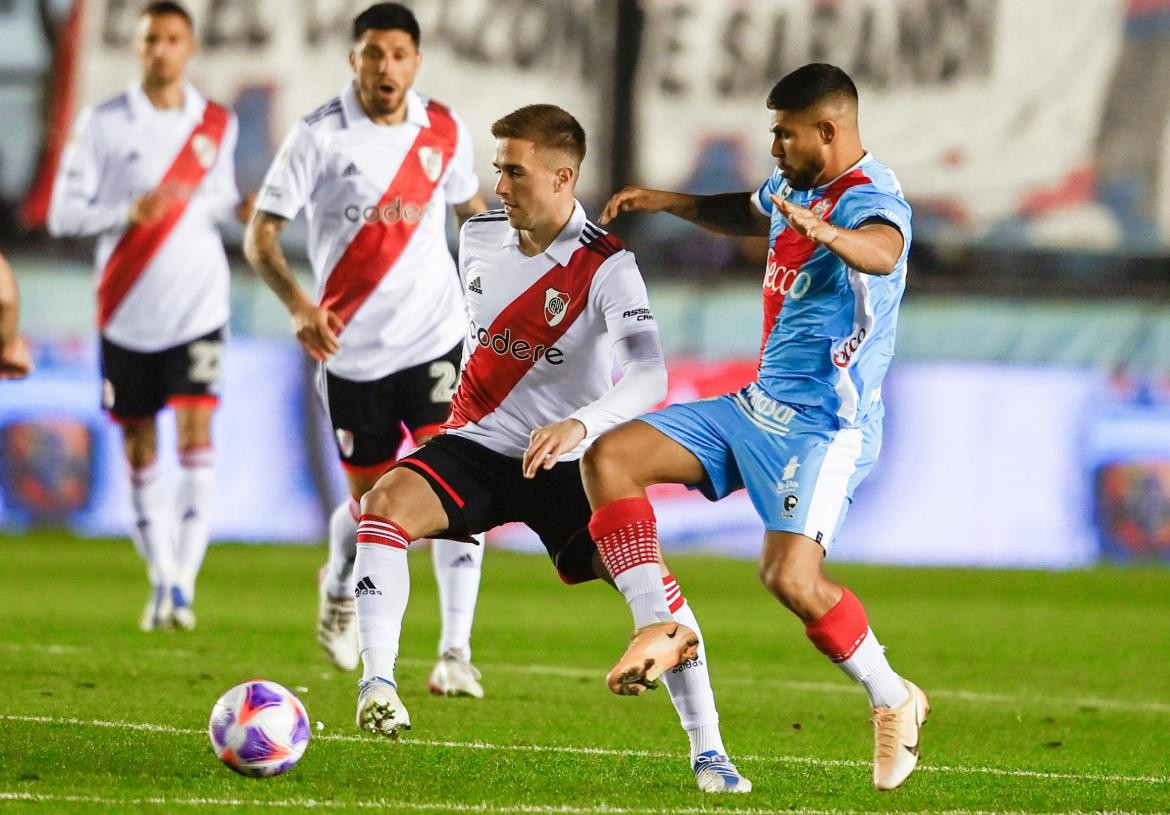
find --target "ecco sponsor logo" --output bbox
[621,307,654,322]
[832,327,867,368]
[343,197,432,224]
[763,251,812,300]
[469,321,565,365]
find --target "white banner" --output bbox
[633,0,1126,240]
[72,0,614,199]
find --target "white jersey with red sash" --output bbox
[255,85,479,382]
[445,201,657,460]
[48,81,240,352]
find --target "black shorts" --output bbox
[100,327,225,422]
[397,433,599,584]
[324,343,462,474]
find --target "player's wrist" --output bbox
[821,225,841,247]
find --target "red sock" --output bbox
[588,497,659,579]
[356,514,412,550]
[805,587,869,662]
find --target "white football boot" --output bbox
[356,679,412,739]
[606,621,700,696]
[317,568,359,671]
[692,751,753,793]
[138,584,173,632]
[427,649,484,698]
[169,586,196,631]
[873,679,930,790]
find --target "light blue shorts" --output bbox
[638,384,882,549]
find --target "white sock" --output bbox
[129,463,174,588]
[663,597,726,762]
[614,563,673,629]
[323,498,360,598]
[836,628,909,708]
[432,535,484,658]
[355,539,411,686]
[174,448,214,601]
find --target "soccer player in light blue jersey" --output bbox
[583,64,929,791]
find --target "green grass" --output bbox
[1,531,1169,814]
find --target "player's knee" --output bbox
[581,430,630,485]
[758,560,817,610]
[359,482,403,522]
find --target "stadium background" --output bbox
[1,0,1169,569]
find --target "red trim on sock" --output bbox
[397,457,465,508]
[340,458,396,477]
[355,514,412,549]
[805,587,869,662]
[662,573,684,613]
[588,496,658,579]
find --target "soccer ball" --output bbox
[208,680,311,777]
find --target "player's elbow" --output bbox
[242,221,268,269]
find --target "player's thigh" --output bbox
[518,459,601,585]
[361,466,449,540]
[324,369,406,484]
[100,336,167,423]
[394,343,461,445]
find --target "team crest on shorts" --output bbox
[418,146,443,182]
[544,288,571,327]
[335,428,355,459]
[192,133,218,169]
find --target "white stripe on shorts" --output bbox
[802,427,863,546]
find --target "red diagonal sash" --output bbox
[97,101,229,329]
[320,100,458,327]
[445,235,622,430]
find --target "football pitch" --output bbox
[1,533,1169,814]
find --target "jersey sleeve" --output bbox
[255,123,319,221]
[441,111,479,206]
[592,250,659,344]
[835,187,913,264]
[47,108,130,237]
[752,168,785,217]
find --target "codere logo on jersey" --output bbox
[544,288,571,327]
[470,321,565,365]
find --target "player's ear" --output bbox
[818,119,837,145]
[348,47,357,74]
[553,165,574,192]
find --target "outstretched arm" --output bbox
[244,211,342,361]
[599,187,771,237]
[773,195,904,276]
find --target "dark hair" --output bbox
[491,104,586,166]
[140,1,193,27]
[766,63,858,112]
[353,3,421,45]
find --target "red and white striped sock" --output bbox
[589,497,670,629]
[175,447,214,600]
[129,462,174,588]
[806,588,908,708]
[354,515,413,685]
[658,575,725,761]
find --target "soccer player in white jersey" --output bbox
[0,251,33,379]
[48,1,245,631]
[585,64,928,791]
[349,104,751,794]
[245,3,489,694]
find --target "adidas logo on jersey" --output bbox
[468,277,483,294]
[342,162,361,177]
[355,576,382,596]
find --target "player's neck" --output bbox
[516,201,574,257]
[141,76,185,111]
[814,145,866,189]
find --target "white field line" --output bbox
[2,714,1168,787]
[5,642,1165,716]
[0,792,1155,815]
[0,792,1156,815]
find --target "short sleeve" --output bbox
[441,111,479,206]
[836,188,913,263]
[255,123,318,221]
[593,251,658,343]
[753,168,785,216]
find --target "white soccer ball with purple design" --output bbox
[208,680,311,777]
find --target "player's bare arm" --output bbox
[522,418,588,479]
[244,210,342,360]
[599,186,770,237]
[453,192,488,227]
[0,251,32,379]
[773,195,903,276]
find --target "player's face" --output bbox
[493,138,566,231]
[134,13,195,86]
[350,29,421,119]
[769,108,828,191]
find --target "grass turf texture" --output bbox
[0,532,1168,814]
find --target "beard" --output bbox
[781,158,826,191]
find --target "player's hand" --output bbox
[0,336,33,379]
[522,418,587,479]
[291,301,343,361]
[235,192,257,226]
[129,189,174,226]
[772,195,840,246]
[599,186,670,225]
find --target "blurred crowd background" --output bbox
[2,0,1169,568]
